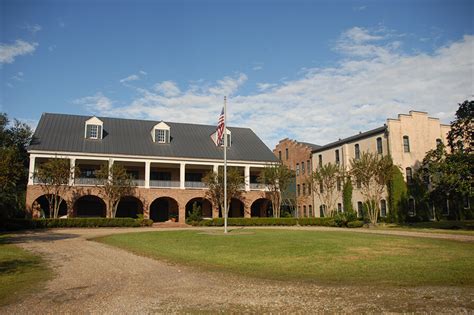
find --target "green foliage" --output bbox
[342,178,353,213]
[333,211,358,227]
[203,167,243,218]
[259,163,294,217]
[186,202,202,224]
[387,165,407,223]
[191,217,336,227]
[447,100,473,154]
[309,162,342,217]
[96,163,136,218]
[0,218,153,230]
[347,220,364,228]
[0,113,32,218]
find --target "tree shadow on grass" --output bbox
[0,230,79,245]
[0,258,43,275]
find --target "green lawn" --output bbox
[0,236,51,306]
[375,220,474,236]
[95,229,474,286]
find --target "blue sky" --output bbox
[1,0,473,147]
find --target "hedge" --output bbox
[191,217,337,227]
[1,218,154,231]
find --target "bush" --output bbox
[297,217,336,226]
[186,202,203,225]
[333,211,358,227]
[347,220,364,228]
[0,218,153,231]
[191,217,338,227]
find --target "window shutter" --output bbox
[97,125,102,139]
[86,124,92,138]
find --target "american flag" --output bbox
[216,107,225,146]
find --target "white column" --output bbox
[108,159,114,181]
[145,161,150,188]
[180,163,186,189]
[69,158,76,186]
[244,166,250,191]
[213,164,219,174]
[28,155,36,185]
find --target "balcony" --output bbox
[132,179,145,187]
[185,181,207,189]
[250,183,266,190]
[74,177,101,186]
[150,180,180,188]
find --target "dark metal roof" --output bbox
[312,125,387,153]
[28,113,278,162]
[298,141,321,151]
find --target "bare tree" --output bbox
[308,162,341,217]
[258,163,294,217]
[96,163,136,218]
[35,157,77,218]
[350,152,394,225]
[203,167,243,217]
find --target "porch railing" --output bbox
[150,180,180,188]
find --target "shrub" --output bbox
[297,217,336,227]
[347,220,364,228]
[0,218,153,230]
[333,211,358,227]
[186,202,203,225]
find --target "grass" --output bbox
[95,229,474,287]
[0,236,52,306]
[375,220,474,236]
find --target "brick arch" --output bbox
[149,196,180,222]
[185,197,213,218]
[74,195,107,217]
[251,198,273,217]
[32,194,68,218]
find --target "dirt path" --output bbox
[1,227,473,313]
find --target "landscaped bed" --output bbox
[0,236,52,305]
[94,229,474,286]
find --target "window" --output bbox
[185,173,203,182]
[406,167,413,184]
[278,151,282,160]
[377,137,383,155]
[403,136,410,152]
[408,198,416,216]
[307,160,311,173]
[337,203,342,212]
[151,172,171,181]
[85,117,103,140]
[357,201,363,217]
[296,163,300,176]
[297,184,300,196]
[319,182,323,193]
[152,121,171,144]
[355,144,360,160]
[318,155,322,167]
[356,179,361,189]
[302,183,306,195]
[156,129,166,143]
[464,196,470,209]
[80,169,97,178]
[309,205,313,217]
[320,205,326,217]
[285,148,289,160]
[380,199,387,217]
[303,206,306,217]
[335,150,340,164]
[302,161,305,174]
[436,138,443,147]
[127,170,139,180]
[337,177,342,191]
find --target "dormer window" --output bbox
[211,128,231,147]
[85,117,103,140]
[151,121,170,143]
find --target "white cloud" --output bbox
[119,74,140,83]
[82,28,473,148]
[154,81,181,97]
[139,70,147,76]
[74,93,113,112]
[253,65,263,71]
[23,24,42,34]
[48,45,56,52]
[11,72,24,82]
[0,40,38,64]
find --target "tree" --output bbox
[96,163,136,218]
[387,165,407,223]
[258,163,294,217]
[309,163,342,217]
[350,152,394,225]
[342,177,354,214]
[35,158,77,218]
[0,113,32,218]
[447,100,473,154]
[203,167,244,218]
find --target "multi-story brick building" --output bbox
[273,139,320,217]
[310,111,451,217]
[26,113,278,222]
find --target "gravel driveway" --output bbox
[1,227,473,314]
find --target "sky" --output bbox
[1,0,473,149]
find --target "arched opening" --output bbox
[228,198,244,218]
[33,195,68,218]
[74,195,106,217]
[185,198,213,218]
[150,197,179,222]
[251,198,272,217]
[116,196,144,218]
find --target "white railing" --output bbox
[150,180,180,188]
[185,181,207,189]
[250,183,266,190]
[74,178,102,186]
[132,179,145,187]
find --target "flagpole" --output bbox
[223,96,228,234]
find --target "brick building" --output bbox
[273,139,320,217]
[26,113,278,222]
